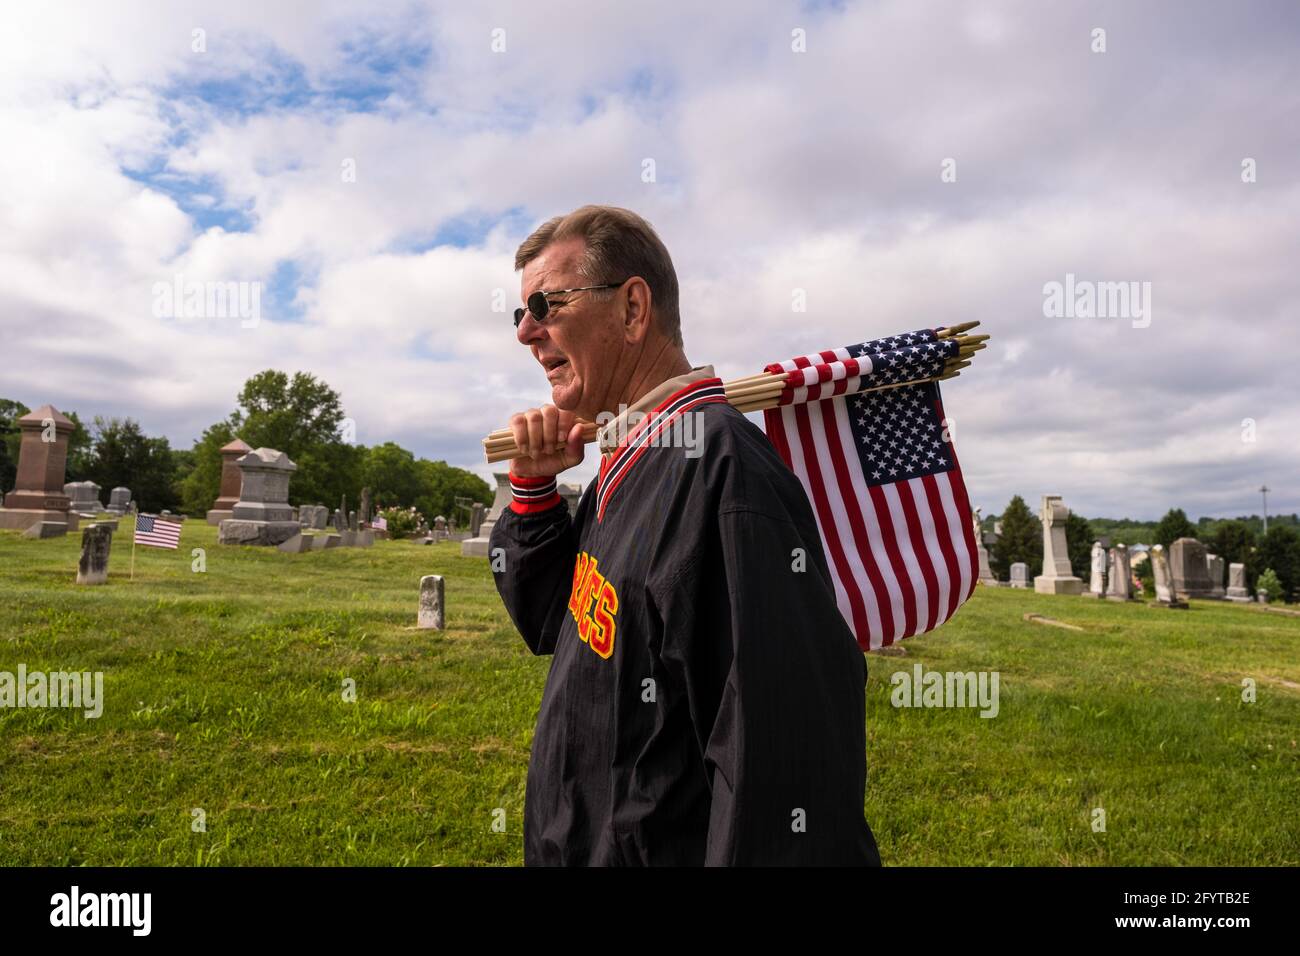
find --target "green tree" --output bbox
[1153,508,1197,551]
[0,398,29,492]
[86,417,178,512]
[62,411,95,482]
[1065,511,1094,580]
[990,495,1042,581]
[179,421,237,516]
[363,442,423,507]
[1255,568,1282,603]
[1255,526,1300,603]
[233,370,345,461]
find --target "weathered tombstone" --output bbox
[277,532,314,553]
[461,473,511,558]
[66,481,105,515]
[217,448,300,546]
[107,486,132,515]
[418,574,445,629]
[559,482,582,519]
[348,510,358,532]
[1170,538,1215,599]
[76,524,114,584]
[1257,590,1269,604]
[311,533,342,550]
[1084,540,1106,598]
[359,487,371,526]
[1009,562,1030,588]
[1034,495,1083,595]
[332,508,346,532]
[974,508,998,586]
[1149,544,1185,607]
[1225,563,1250,602]
[1206,553,1227,599]
[1105,544,1132,600]
[0,404,75,535]
[433,515,448,542]
[311,504,329,530]
[469,501,485,537]
[206,437,252,525]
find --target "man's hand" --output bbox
[508,405,586,478]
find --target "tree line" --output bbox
[0,371,491,523]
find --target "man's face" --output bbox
[517,237,624,418]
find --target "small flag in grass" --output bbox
[134,514,181,550]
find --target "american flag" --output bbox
[134,514,182,550]
[761,328,979,650]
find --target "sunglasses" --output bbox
[513,280,627,328]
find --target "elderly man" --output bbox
[490,205,881,866]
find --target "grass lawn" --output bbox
[1,519,1296,866]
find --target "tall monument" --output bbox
[1033,494,1083,595]
[0,404,76,535]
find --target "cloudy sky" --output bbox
[2,0,1296,520]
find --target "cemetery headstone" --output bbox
[1087,540,1107,597]
[1225,563,1251,602]
[469,502,485,538]
[974,508,998,586]
[1105,544,1132,601]
[1206,553,1227,599]
[107,486,132,515]
[461,473,511,558]
[1010,562,1030,588]
[0,404,75,536]
[65,481,105,515]
[359,487,371,526]
[76,524,114,585]
[206,437,252,525]
[1170,537,1215,599]
[559,483,582,519]
[217,448,300,546]
[1033,495,1084,595]
[418,575,445,629]
[1149,544,1185,607]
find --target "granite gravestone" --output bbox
[76,524,114,585]
[974,508,998,586]
[1034,495,1084,595]
[1170,537,1215,599]
[1087,540,1107,597]
[217,448,300,546]
[1105,544,1132,601]
[418,575,445,630]
[107,486,132,515]
[207,438,251,525]
[0,404,76,536]
[66,481,105,515]
[1206,553,1227,600]
[461,473,511,558]
[1010,562,1030,588]
[1226,562,1250,602]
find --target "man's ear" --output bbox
[623,277,653,342]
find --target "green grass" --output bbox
[0,520,1296,865]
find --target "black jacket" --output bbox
[490,377,881,866]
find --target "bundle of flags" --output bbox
[761,327,980,651]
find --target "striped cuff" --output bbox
[508,472,563,514]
